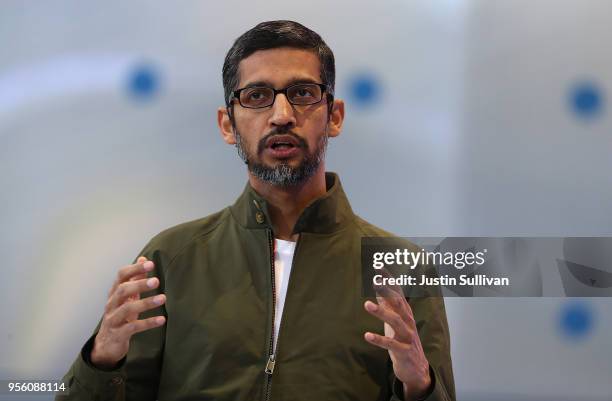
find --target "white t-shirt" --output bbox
[273,238,296,352]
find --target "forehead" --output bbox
[237,47,321,88]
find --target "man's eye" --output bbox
[248,91,266,100]
[295,88,314,97]
[241,88,272,106]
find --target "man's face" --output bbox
[221,47,339,187]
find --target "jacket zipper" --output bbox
[264,229,276,401]
[264,229,301,401]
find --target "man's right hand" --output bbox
[90,256,166,369]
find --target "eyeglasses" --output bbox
[230,83,331,109]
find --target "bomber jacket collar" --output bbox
[230,172,355,234]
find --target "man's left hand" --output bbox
[364,283,432,401]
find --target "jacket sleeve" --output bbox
[55,250,167,401]
[388,295,456,401]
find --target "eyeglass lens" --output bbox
[239,84,322,108]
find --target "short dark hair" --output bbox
[222,20,335,107]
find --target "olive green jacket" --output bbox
[58,172,455,401]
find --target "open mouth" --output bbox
[266,134,301,150]
[271,142,295,150]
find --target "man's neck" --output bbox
[248,167,327,241]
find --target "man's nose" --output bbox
[269,93,296,127]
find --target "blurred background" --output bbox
[1,1,611,400]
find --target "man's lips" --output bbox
[263,134,302,158]
[265,134,301,149]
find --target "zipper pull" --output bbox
[265,354,276,375]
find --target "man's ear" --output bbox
[327,98,345,138]
[218,106,236,145]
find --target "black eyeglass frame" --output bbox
[227,82,334,109]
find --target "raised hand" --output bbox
[90,256,166,369]
[364,276,432,400]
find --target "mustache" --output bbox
[256,128,308,155]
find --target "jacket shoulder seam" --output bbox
[162,208,229,270]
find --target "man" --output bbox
[58,20,455,401]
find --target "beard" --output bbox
[234,125,328,187]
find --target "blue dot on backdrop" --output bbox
[570,81,604,119]
[127,63,161,100]
[558,300,595,341]
[348,73,381,107]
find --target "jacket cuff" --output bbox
[72,333,127,398]
[392,365,446,401]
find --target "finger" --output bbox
[401,298,416,325]
[107,277,160,312]
[109,258,154,295]
[374,291,417,330]
[125,258,152,302]
[130,257,149,281]
[121,315,166,336]
[364,331,407,353]
[373,267,406,297]
[364,300,413,341]
[373,269,405,308]
[375,284,403,303]
[374,285,405,315]
[374,282,403,299]
[109,294,166,325]
[374,272,415,321]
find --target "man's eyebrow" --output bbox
[242,80,272,88]
[241,77,320,88]
[285,78,320,86]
